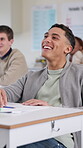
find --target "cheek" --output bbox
[73,46,78,53]
[53,43,62,53]
[9,42,12,46]
[41,40,44,46]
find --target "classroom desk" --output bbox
[0,103,83,148]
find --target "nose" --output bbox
[44,36,51,43]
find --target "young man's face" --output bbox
[41,27,72,63]
[0,33,13,57]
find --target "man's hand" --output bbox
[22,99,49,106]
[0,89,7,107]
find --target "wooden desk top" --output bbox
[0,103,83,129]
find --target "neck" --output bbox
[47,60,67,70]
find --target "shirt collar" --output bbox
[1,48,12,60]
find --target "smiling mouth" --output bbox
[43,45,53,50]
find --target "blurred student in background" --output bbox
[69,36,83,64]
[0,25,28,86]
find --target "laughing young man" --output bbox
[0,24,83,148]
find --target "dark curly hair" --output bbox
[49,24,75,49]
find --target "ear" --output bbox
[9,39,14,46]
[64,45,73,54]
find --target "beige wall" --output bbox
[0,0,83,67]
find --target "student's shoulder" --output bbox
[71,63,83,68]
[11,48,24,56]
[9,49,25,60]
[71,63,83,73]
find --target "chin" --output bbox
[42,50,47,56]
[42,53,47,58]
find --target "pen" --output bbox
[3,106,15,109]
[0,111,12,113]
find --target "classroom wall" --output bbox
[0,0,83,68]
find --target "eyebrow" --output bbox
[52,33,60,38]
[44,32,60,38]
[44,32,48,35]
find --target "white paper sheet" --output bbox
[0,102,49,114]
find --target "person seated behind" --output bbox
[0,25,28,86]
[69,36,83,64]
[0,24,83,148]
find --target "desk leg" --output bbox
[0,129,17,148]
[6,134,17,148]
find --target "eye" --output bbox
[44,34,48,39]
[0,37,5,41]
[52,36,59,40]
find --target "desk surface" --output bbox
[0,103,83,129]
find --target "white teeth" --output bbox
[44,46,51,49]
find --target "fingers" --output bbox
[22,99,37,106]
[0,89,7,107]
[22,99,49,106]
